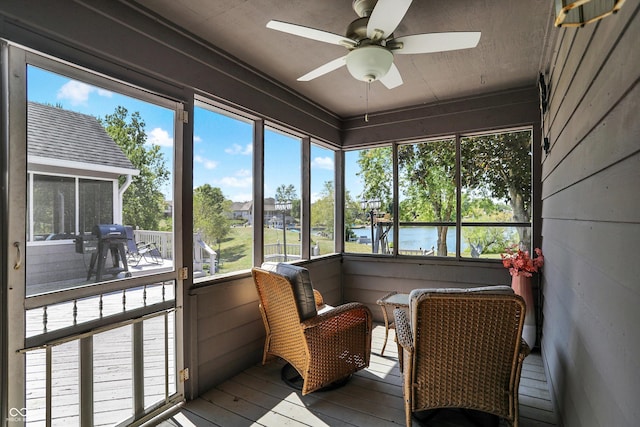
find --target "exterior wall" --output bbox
[190,256,342,395]
[540,2,640,426]
[26,242,89,289]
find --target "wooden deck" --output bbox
[156,325,557,427]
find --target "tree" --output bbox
[357,147,393,209]
[398,140,457,256]
[310,181,335,236]
[193,184,231,245]
[461,131,532,247]
[100,106,169,230]
[275,184,299,221]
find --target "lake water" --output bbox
[354,226,469,252]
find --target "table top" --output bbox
[377,292,410,307]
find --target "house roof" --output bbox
[231,201,252,212]
[27,102,138,175]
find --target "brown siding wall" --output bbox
[540,2,640,425]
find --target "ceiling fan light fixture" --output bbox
[346,45,393,82]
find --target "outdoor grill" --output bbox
[87,224,131,282]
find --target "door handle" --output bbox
[13,241,21,270]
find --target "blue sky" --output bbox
[27,65,350,203]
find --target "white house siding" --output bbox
[541,2,640,426]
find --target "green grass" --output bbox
[215,226,338,274]
[212,227,503,274]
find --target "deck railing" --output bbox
[134,229,217,274]
[23,281,178,425]
[264,242,301,262]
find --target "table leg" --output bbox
[380,303,390,356]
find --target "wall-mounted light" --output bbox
[555,0,626,27]
[543,137,551,155]
[539,73,548,114]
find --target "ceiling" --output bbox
[131,0,556,118]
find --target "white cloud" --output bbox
[148,127,173,147]
[57,80,112,105]
[97,88,113,98]
[235,168,251,177]
[225,143,252,155]
[230,192,253,202]
[311,156,334,170]
[194,135,203,143]
[216,176,252,188]
[194,155,218,169]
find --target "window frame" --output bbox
[27,171,118,243]
[344,126,534,261]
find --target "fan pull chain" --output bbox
[364,81,370,122]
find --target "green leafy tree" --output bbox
[461,131,532,247]
[193,184,231,245]
[100,106,169,230]
[310,181,335,236]
[357,147,393,210]
[398,140,456,256]
[275,184,299,221]
[344,189,361,242]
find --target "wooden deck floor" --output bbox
[156,325,557,427]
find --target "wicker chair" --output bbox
[394,287,530,427]
[252,265,373,395]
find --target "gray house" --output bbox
[26,101,138,287]
[1,1,638,427]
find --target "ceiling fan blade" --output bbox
[367,0,413,41]
[379,63,403,89]
[267,20,357,48]
[298,56,347,81]
[392,32,481,54]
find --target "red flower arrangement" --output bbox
[501,246,544,277]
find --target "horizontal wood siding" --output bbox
[192,257,342,396]
[26,243,89,286]
[540,1,640,426]
[342,256,510,323]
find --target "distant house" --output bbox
[27,102,139,285]
[230,201,253,224]
[164,200,174,217]
[227,198,293,228]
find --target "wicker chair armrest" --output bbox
[301,302,371,330]
[519,337,531,360]
[313,289,324,307]
[393,308,413,352]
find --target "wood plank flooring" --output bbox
[156,325,557,427]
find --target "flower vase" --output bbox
[511,273,536,348]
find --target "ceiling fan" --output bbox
[266,0,481,89]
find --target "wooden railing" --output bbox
[264,242,301,262]
[134,229,218,275]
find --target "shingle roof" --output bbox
[27,102,136,171]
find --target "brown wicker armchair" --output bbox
[394,287,530,427]
[252,265,372,395]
